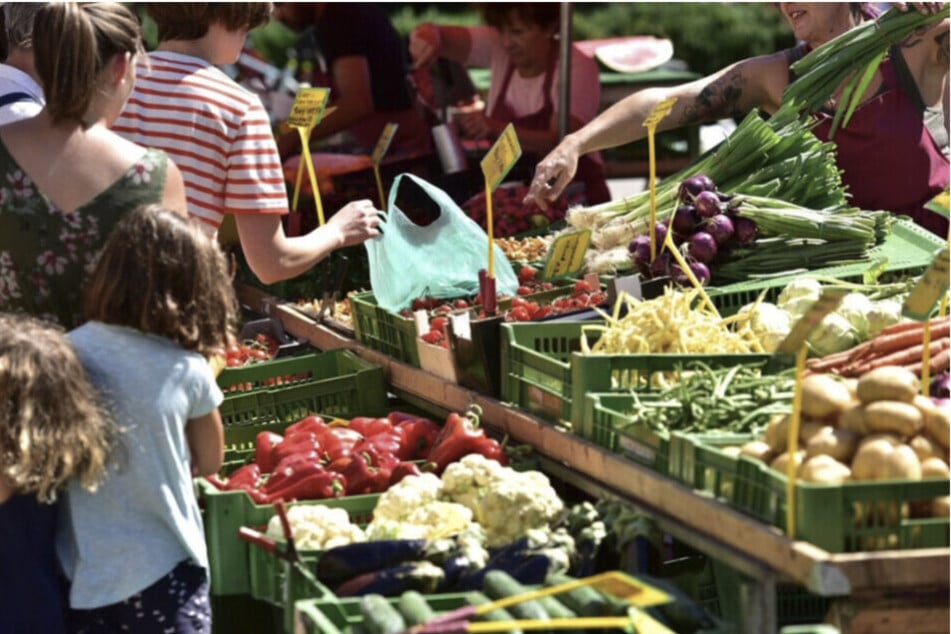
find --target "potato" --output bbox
[739,440,774,463]
[909,434,945,463]
[805,427,860,463]
[799,421,830,443]
[933,497,950,518]
[842,378,859,401]
[856,366,919,404]
[798,454,851,484]
[864,400,924,438]
[881,445,921,481]
[763,414,789,453]
[838,402,869,435]
[920,456,950,479]
[769,450,805,475]
[914,395,951,450]
[801,374,853,419]
[851,437,896,480]
[859,433,903,448]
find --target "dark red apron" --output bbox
[489,54,611,205]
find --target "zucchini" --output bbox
[466,592,524,634]
[546,573,608,617]
[397,590,435,627]
[359,593,406,634]
[482,570,549,622]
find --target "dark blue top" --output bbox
[0,494,66,634]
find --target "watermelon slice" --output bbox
[576,36,674,74]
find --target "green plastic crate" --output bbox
[199,476,379,597]
[668,432,754,504]
[709,558,832,630]
[293,591,474,634]
[732,455,950,553]
[582,392,671,474]
[501,320,781,425]
[217,349,387,434]
[350,292,421,367]
[247,497,380,633]
[707,220,944,316]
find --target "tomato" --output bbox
[509,306,531,322]
[517,266,537,284]
[573,281,593,296]
[454,299,470,309]
[517,285,533,296]
[421,331,444,345]
[429,316,449,334]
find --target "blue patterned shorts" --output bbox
[67,560,211,634]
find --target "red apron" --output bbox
[489,54,611,205]
[810,58,949,237]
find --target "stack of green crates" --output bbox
[203,348,388,596]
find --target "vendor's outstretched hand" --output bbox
[326,199,384,248]
[409,23,441,70]
[524,139,581,211]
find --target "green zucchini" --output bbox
[546,573,609,616]
[397,590,435,627]
[482,570,549,623]
[466,592,524,634]
[358,593,406,634]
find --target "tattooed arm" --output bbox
[524,52,788,208]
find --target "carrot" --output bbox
[903,348,951,378]
[847,320,950,361]
[849,337,950,375]
[877,315,949,339]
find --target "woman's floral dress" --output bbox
[0,146,168,329]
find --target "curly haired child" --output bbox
[59,205,239,634]
[0,313,117,633]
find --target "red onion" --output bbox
[650,252,671,278]
[629,235,653,274]
[672,204,699,235]
[687,231,718,264]
[733,217,757,246]
[694,190,722,218]
[689,261,711,285]
[678,174,715,203]
[706,214,735,246]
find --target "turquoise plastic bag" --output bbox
[365,173,518,313]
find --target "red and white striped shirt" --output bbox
[113,51,287,235]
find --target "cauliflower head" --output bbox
[371,473,443,523]
[266,504,366,550]
[478,470,564,547]
[441,454,507,514]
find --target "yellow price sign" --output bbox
[543,230,591,280]
[480,123,522,191]
[371,123,399,166]
[371,123,399,210]
[641,97,677,260]
[902,248,950,321]
[286,87,330,129]
[777,288,848,354]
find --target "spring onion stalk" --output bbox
[713,239,872,282]
[781,5,949,119]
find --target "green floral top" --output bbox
[0,145,169,329]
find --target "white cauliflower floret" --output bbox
[807,312,857,358]
[478,470,564,547]
[866,298,907,338]
[266,504,365,550]
[737,301,791,353]
[777,277,822,309]
[363,518,428,541]
[441,454,507,514]
[835,292,874,340]
[406,501,473,540]
[371,473,443,522]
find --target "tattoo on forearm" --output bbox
[681,68,747,124]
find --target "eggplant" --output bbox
[316,539,429,586]
[334,561,445,598]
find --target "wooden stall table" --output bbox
[238,284,951,634]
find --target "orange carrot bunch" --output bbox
[807,316,950,378]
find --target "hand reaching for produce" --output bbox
[409,23,441,70]
[328,199,384,248]
[523,137,581,211]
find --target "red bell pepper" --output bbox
[255,431,284,472]
[264,467,345,503]
[347,416,395,437]
[388,461,423,486]
[220,463,267,503]
[263,456,323,495]
[270,431,322,467]
[387,410,425,426]
[395,417,441,461]
[284,414,330,439]
[427,407,509,474]
[339,447,397,495]
[321,426,364,463]
[355,430,402,458]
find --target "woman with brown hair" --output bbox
[0,2,187,329]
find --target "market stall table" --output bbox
[238,283,950,634]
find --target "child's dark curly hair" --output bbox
[0,314,116,502]
[82,205,238,358]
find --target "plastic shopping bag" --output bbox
[365,173,518,313]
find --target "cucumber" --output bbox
[358,593,406,634]
[466,592,524,634]
[482,570,549,623]
[546,573,609,616]
[397,590,435,627]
